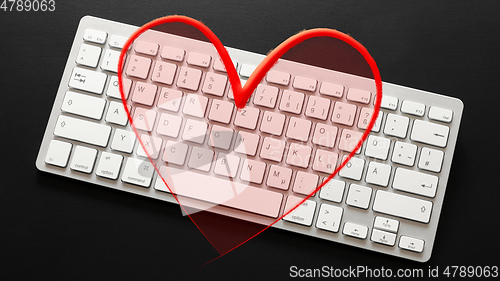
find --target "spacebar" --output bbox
[157,166,284,218]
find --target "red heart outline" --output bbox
[118,15,382,257]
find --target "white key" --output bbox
[61,91,106,120]
[69,67,107,95]
[391,141,417,166]
[411,119,449,148]
[214,153,240,178]
[239,64,256,78]
[70,146,97,173]
[156,113,183,138]
[393,168,439,198]
[121,157,154,187]
[111,128,136,153]
[365,162,391,187]
[346,184,372,209]
[208,125,234,150]
[373,190,433,223]
[154,176,171,193]
[373,216,399,233]
[343,222,368,239]
[187,52,211,68]
[108,35,128,49]
[283,196,317,226]
[105,101,130,126]
[319,82,343,98]
[399,236,425,253]
[101,49,121,73]
[339,156,365,181]
[83,29,107,44]
[95,152,123,180]
[45,140,72,167]
[54,115,111,147]
[371,229,397,246]
[383,113,409,138]
[188,147,214,172]
[162,141,188,166]
[266,70,290,86]
[418,147,444,173]
[316,204,343,233]
[401,100,425,116]
[76,44,101,68]
[428,107,453,123]
[182,93,208,118]
[380,95,398,110]
[319,178,345,203]
[365,135,391,160]
[106,76,132,100]
[137,135,163,160]
[182,119,207,144]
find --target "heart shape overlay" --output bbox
[117,15,382,258]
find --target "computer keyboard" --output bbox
[35,15,463,262]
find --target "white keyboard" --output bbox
[36,16,463,262]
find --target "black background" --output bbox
[1,0,499,280]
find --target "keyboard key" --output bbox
[312,123,338,148]
[283,196,317,226]
[160,46,185,62]
[418,147,444,173]
[214,153,240,178]
[279,90,305,114]
[319,178,345,203]
[399,236,425,253]
[126,55,151,79]
[234,107,260,130]
[121,157,154,187]
[338,129,363,154]
[177,66,202,91]
[234,131,260,156]
[61,91,106,120]
[239,64,256,78]
[343,222,368,239]
[331,101,356,126]
[54,115,111,147]
[132,107,157,132]
[373,216,400,233]
[157,88,183,112]
[137,135,163,160]
[267,165,293,190]
[213,56,237,72]
[182,93,208,118]
[95,152,123,180]
[260,137,285,162]
[346,184,372,209]
[134,41,159,56]
[106,76,131,100]
[227,79,247,100]
[380,95,398,110]
[70,145,98,173]
[401,100,425,116]
[187,52,211,68]
[158,166,283,218]
[101,49,121,73]
[69,67,107,95]
[266,70,290,86]
[305,96,330,120]
[208,99,234,124]
[364,135,391,160]
[108,35,128,49]
[391,141,417,166]
[292,171,318,195]
[76,44,101,68]
[293,76,317,92]
[202,72,228,97]
[410,119,449,148]
[188,147,214,172]
[286,117,311,142]
[338,156,365,181]
[372,190,433,223]
[260,111,286,136]
[286,143,312,169]
[208,125,234,150]
[365,162,391,187]
[316,204,343,233]
[253,84,279,108]
[383,113,409,138]
[83,29,107,44]
[110,128,136,153]
[358,107,382,132]
[162,140,188,166]
[151,61,177,85]
[312,149,338,174]
[106,101,130,126]
[45,140,72,167]
[132,81,157,106]
[393,168,439,198]
[182,119,207,144]
[240,159,266,184]
[319,82,343,98]
[371,229,396,246]
[428,107,453,123]
[156,113,182,138]
[347,88,371,104]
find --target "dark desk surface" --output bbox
[1,1,499,280]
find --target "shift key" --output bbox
[373,190,433,223]
[54,115,111,147]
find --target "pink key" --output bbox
[331,101,357,126]
[279,90,304,114]
[286,117,311,142]
[187,52,211,68]
[134,41,159,56]
[160,46,185,62]
[293,76,317,92]
[305,96,331,120]
[208,125,234,150]
[202,72,227,97]
[253,84,279,108]
[266,70,290,86]
[157,88,183,112]
[260,137,286,162]
[213,56,236,72]
[126,55,151,79]
[312,149,338,174]
[132,107,157,132]
[347,88,371,104]
[182,93,208,118]
[234,107,260,130]
[320,82,344,98]
[137,134,163,159]
[339,129,363,153]
[292,171,319,195]
[267,165,293,190]
[132,81,157,106]
[177,66,202,91]
[151,61,177,85]
[260,111,286,136]
[156,113,182,138]
[358,107,373,130]
[121,78,132,100]
[240,159,267,184]
[312,123,338,148]
[208,100,234,124]
[234,131,260,156]
[285,143,312,168]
